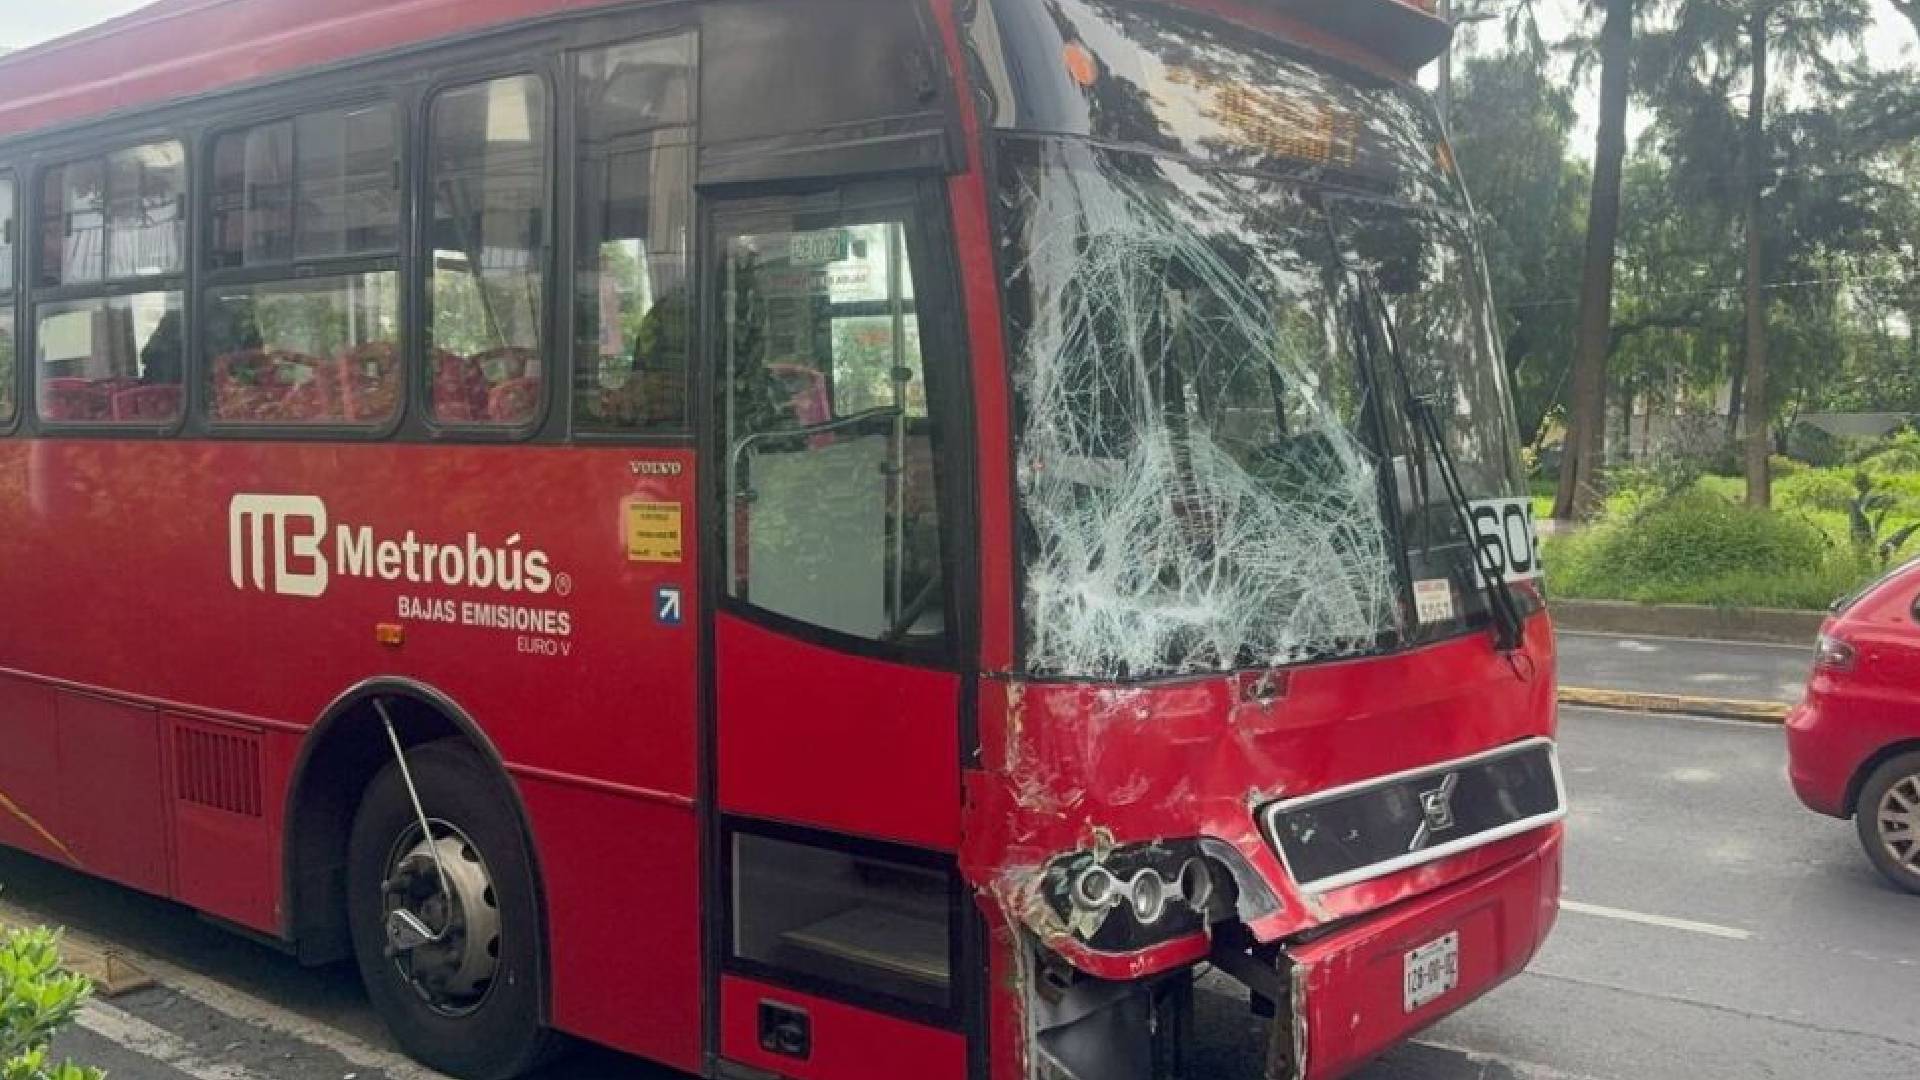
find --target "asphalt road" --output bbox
[5,704,1916,1080]
[1556,630,1812,704]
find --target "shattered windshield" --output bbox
[1001,139,1400,678]
[1335,202,1526,580]
[989,4,1526,679]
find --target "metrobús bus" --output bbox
[0,1,1564,1078]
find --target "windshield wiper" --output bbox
[1354,277,1525,654]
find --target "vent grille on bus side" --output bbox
[173,723,264,818]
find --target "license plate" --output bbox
[1403,931,1460,1012]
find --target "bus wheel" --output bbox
[347,738,553,1079]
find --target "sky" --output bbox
[0,0,153,51]
[3,0,1915,152]
[1453,0,1919,153]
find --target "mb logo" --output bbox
[229,494,330,598]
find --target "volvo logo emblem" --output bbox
[1410,773,1460,852]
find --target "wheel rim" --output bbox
[1876,773,1920,873]
[381,819,503,1017]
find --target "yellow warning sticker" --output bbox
[626,501,684,563]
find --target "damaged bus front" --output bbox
[959,2,1564,1077]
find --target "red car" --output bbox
[1788,557,1920,893]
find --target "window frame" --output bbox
[0,167,18,436]
[704,179,977,672]
[198,92,410,439]
[415,66,559,443]
[565,30,699,443]
[29,136,191,436]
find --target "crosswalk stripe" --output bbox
[76,999,278,1080]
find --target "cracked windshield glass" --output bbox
[996,1,1528,678]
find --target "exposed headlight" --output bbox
[1042,840,1233,952]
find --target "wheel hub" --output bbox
[1878,774,1920,871]
[382,823,502,1015]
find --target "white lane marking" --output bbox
[0,900,447,1080]
[1414,1036,1609,1080]
[77,999,278,1080]
[1562,899,1754,941]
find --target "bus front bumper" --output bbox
[1262,825,1562,1080]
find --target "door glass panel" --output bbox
[731,831,952,1010]
[718,210,945,646]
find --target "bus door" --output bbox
[705,180,973,1078]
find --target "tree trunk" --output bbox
[1725,349,1746,445]
[1741,12,1771,508]
[1553,0,1635,521]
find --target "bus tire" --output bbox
[347,738,554,1079]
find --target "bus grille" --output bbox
[173,723,264,818]
[1261,738,1564,895]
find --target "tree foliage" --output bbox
[1448,50,1588,448]
[1457,0,1917,498]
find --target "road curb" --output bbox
[1551,599,1825,645]
[1559,686,1792,724]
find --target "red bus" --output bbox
[0,1,1563,1078]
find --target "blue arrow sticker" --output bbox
[655,586,684,627]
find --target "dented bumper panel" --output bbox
[1273,824,1562,1080]
[960,610,1561,1079]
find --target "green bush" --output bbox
[1857,430,1920,475]
[1769,454,1808,477]
[1775,469,1860,513]
[1,928,102,1080]
[1545,490,1848,609]
[1693,474,1745,501]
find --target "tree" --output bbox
[1652,0,1871,506]
[1448,50,1589,450]
[1554,0,1638,520]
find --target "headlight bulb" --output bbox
[1129,869,1169,924]
[1071,866,1118,911]
[1177,857,1215,911]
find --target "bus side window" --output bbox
[204,105,403,428]
[33,142,187,427]
[425,75,550,430]
[571,33,694,434]
[0,171,14,425]
[718,214,947,647]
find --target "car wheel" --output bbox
[1854,751,1920,896]
[348,738,555,1079]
